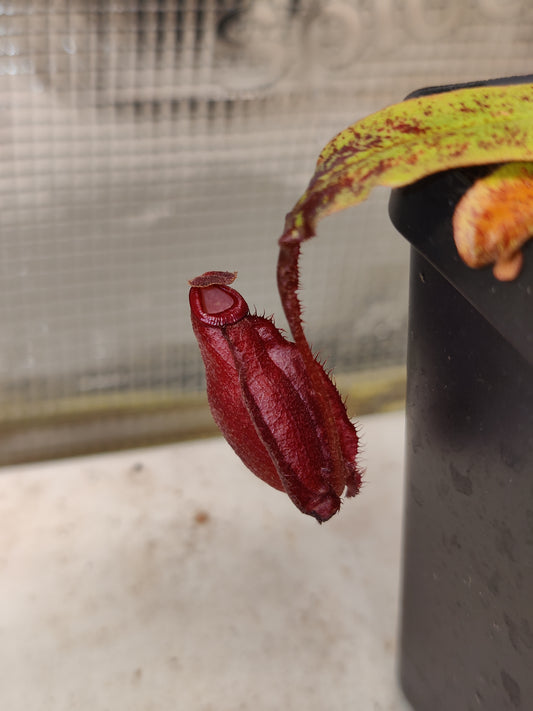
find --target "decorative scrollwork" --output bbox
[215,0,294,91]
[476,0,524,20]
[402,0,465,41]
[305,1,365,70]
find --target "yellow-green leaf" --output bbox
[281,82,533,244]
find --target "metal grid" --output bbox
[1,0,532,464]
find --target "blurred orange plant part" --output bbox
[278,82,533,347]
[453,162,533,281]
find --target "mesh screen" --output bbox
[1,0,532,463]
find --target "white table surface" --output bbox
[0,410,413,711]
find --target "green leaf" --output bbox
[281,82,533,244]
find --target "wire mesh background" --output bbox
[1,0,532,464]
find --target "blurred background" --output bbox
[1,0,532,465]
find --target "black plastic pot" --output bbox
[389,76,533,711]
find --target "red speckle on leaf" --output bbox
[458,103,477,114]
[447,142,469,159]
[384,117,427,136]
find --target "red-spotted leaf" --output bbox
[281,82,533,246]
[278,82,533,344]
